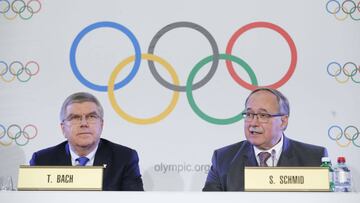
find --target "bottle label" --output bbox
[338,171,348,183]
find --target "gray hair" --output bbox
[245,87,290,116]
[60,92,104,121]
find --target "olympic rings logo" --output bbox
[327,61,360,84]
[0,60,40,83]
[69,21,297,125]
[0,124,38,146]
[326,0,360,21]
[0,0,41,20]
[328,125,360,148]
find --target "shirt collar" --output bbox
[253,134,284,166]
[68,143,98,166]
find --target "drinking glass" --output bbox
[0,176,14,191]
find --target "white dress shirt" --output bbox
[253,134,284,167]
[69,145,98,166]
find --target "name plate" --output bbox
[244,167,330,191]
[17,165,104,191]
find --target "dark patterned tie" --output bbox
[76,157,89,166]
[258,152,271,167]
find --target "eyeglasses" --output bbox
[241,112,284,123]
[62,113,102,125]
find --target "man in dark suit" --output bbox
[30,92,144,191]
[203,88,328,191]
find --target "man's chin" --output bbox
[246,133,262,140]
[76,140,95,148]
[247,137,264,146]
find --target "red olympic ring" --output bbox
[225,22,297,90]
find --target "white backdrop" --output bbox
[1,0,359,191]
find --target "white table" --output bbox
[1,191,359,203]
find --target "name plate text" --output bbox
[244,167,330,191]
[17,165,104,191]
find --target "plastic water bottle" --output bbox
[333,156,352,192]
[320,157,334,192]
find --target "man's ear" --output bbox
[280,115,289,131]
[100,119,104,133]
[61,123,67,138]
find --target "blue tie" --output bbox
[76,157,89,166]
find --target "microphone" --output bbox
[271,149,276,167]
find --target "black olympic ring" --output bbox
[0,60,40,82]
[148,21,219,92]
[0,123,38,146]
[342,0,358,14]
[328,125,360,148]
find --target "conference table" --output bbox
[1,191,359,203]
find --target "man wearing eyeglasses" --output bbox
[203,87,328,191]
[30,92,144,191]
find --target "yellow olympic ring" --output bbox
[0,139,13,146]
[108,53,180,124]
[3,10,17,20]
[334,6,349,21]
[334,68,350,83]
[336,131,351,148]
[336,139,351,148]
[0,74,16,83]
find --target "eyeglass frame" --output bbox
[61,112,103,125]
[241,111,285,123]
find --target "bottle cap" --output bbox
[321,157,331,162]
[337,156,346,163]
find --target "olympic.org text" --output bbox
[154,162,210,174]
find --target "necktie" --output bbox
[258,152,271,167]
[76,157,89,166]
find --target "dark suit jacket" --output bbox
[30,138,144,191]
[203,136,328,191]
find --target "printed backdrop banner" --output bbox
[1,0,359,191]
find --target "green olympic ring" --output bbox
[186,54,258,125]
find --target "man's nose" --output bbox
[79,115,89,126]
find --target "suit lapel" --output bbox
[278,136,297,166]
[93,139,113,190]
[93,139,112,167]
[226,141,257,191]
[58,142,72,165]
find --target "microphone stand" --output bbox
[271,149,276,167]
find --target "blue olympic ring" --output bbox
[326,61,360,83]
[328,125,360,148]
[69,21,142,92]
[0,123,38,146]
